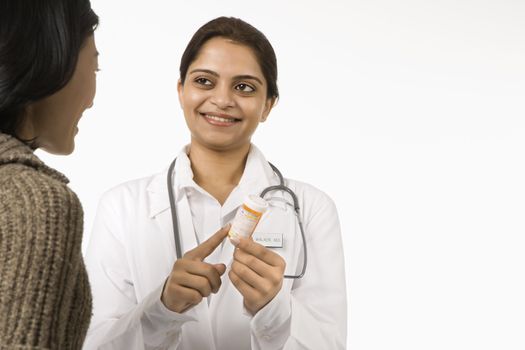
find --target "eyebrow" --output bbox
[189,69,263,85]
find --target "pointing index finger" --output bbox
[184,224,230,261]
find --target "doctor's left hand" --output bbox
[229,237,286,315]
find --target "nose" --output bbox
[210,84,234,109]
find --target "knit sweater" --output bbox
[0,133,92,349]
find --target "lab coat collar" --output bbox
[174,145,197,191]
[146,144,279,218]
[145,170,172,219]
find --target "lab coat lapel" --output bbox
[176,194,200,253]
[151,190,203,257]
[147,167,200,256]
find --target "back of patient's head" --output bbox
[0,0,98,141]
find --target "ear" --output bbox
[260,97,276,123]
[177,79,184,109]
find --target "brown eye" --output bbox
[235,83,255,93]
[195,77,213,86]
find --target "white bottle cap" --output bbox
[245,194,268,213]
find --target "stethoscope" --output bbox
[167,158,307,279]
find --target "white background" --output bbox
[37,0,525,349]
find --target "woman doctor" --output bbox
[84,17,346,350]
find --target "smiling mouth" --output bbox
[200,113,241,125]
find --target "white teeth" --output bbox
[205,114,237,123]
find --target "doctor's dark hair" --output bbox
[179,17,279,100]
[0,0,99,141]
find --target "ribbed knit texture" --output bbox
[0,133,92,349]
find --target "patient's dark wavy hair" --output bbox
[0,0,99,141]
[179,16,279,101]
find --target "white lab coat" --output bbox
[83,145,346,350]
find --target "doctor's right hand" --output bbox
[161,225,230,313]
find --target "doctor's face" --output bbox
[178,37,274,152]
